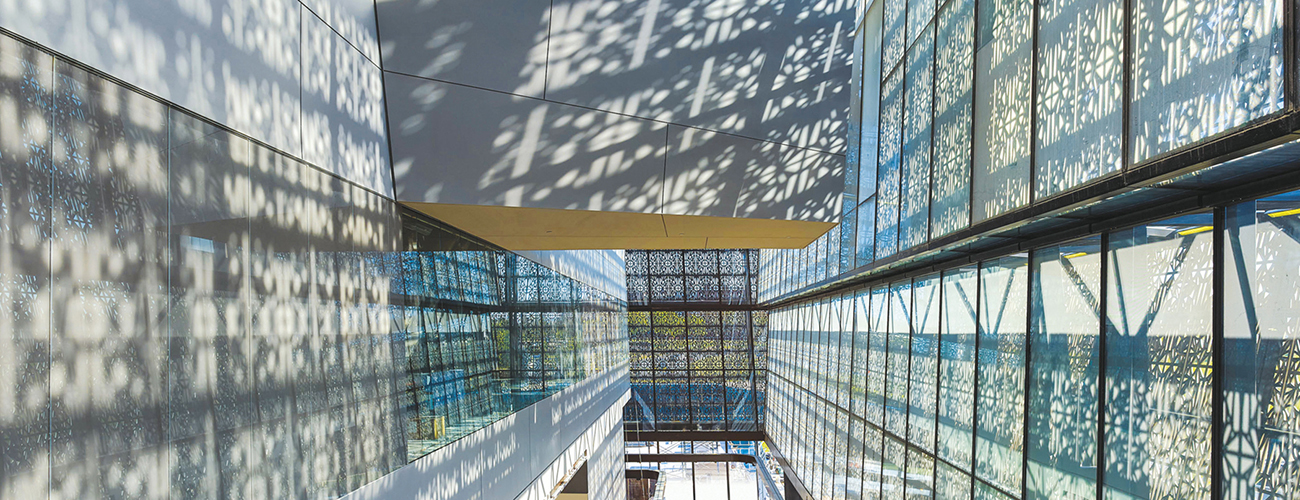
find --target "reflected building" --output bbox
[8,0,1300,499]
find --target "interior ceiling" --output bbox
[404,202,835,251]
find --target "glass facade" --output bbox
[624,250,767,432]
[765,187,1300,500]
[625,441,783,500]
[0,31,627,499]
[756,0,1296,305]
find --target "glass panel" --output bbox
[1130,0,1283,162]
[936,460,974,500]
[975,255,1028,494]
[858,196,878,266]
[905,448,934,499]
[882,436,908,499]
[852,290,871,417]
[695,461,728,498]
[909,274,940,452]
[848,417,866,500]
[1027,238,1101,498]
[876,69,904,259]
[1225,191,1300,498]
[864,424,885,500]
[168,111,255,497]
[1034,0,1123,198]
[900,25,935,250]
[972,0,1032,222]
[860,3,884,204]
[1104,214,1215,499]
[51,60,170,497]
[883,0,907,71]
[886,281,913,437]
[939,266,978,470]
[868,285,890,426]
[662,461,696,500]
[907,0,937,46]
[0,35,52,498]
[931,0,974,239]
[729,461,760,500]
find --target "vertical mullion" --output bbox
[966,0,980,232]
[651,310,659,427]
[928,16,938,243]
[1096,232,1110,500]
[1286,0,1298,109]
[1120,0,1134,167]
[933,273,944,496]
[901,280,913,494]
[970,263,982,500]
[1027,0,1040,205]
[1211,207,1226,499]
[1021,252,1035,499]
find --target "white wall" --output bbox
[380,0,852,223]
[0,0,393,196]
[343,365,631,500]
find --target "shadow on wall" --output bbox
[0,31,412,498]
[383,0,850,223]
[0,0,392,196]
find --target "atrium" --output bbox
[0,0,1298,499]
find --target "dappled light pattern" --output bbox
[939,268,978,471]
[930,0,973,240]
[1225,192,1300,498]
[1106,216,1214,499]
[624,249,766,432]
[383,0,850,224]
[765,216,1251,499]
[899,27,934,251]
[1035,0,1123,199]
[388,74,667,213]
[976,256,1028,495]
[1131,0,1282,162]
[972,0,1032,223]
[545,0,852,154]
[0,30,627,499]
[874,70,903,259]
[1028,240,1101,498]
[0,0,393,196]
[763,0,1295,308]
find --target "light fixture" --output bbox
[1267,207,1300,218]
[1177,225,1213,236]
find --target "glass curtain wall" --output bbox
[0,31,628,499]
[766,186,1300,499]
[625,249,767,433]
[756,0,1288,304]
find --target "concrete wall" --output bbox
[343,365,631,500]
[381,0,852,223]
[0,0,393,196]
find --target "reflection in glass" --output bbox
[975,255,1028,494]
[886,281,912,437]
[931,0,974,239]
[876,70,904,259]
[939,266,978,470]
[1028,238,1101,498]
[1035,0,1122,198]
[1130,0,1282,162]
[1226,191,1300,498]
[1105,214,1214,499]
[972,0,1032,222]
[909,275,940,452]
